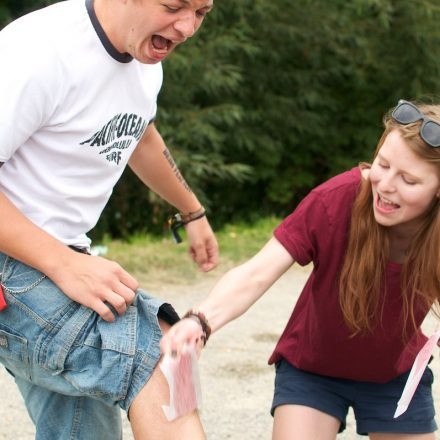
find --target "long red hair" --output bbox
[339,103,440,335]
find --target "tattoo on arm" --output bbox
[163,148,192,193]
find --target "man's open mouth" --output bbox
[152,35,173,54]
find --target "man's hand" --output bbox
[0,190,137,322]
[50,252,138,322]
[184,216,219,272]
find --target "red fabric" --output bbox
[269,167,428,383]
[0,284,7,311]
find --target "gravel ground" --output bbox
[0,265,439,439]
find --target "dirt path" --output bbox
[0,265,439,439]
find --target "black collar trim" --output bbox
[85,0,133,63]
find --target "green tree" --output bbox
[4,0,440,238]
[97,0,440,237]
[0,0,55,28]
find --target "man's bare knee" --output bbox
[128,318,205,439]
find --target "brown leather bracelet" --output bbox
[168,208,206,244]
[182,309,212,345]
[178,206,206,224]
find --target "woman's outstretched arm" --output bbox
[160,237,294,356]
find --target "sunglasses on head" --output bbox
[391,99,440,148]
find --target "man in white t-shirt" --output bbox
[0,0,216,439]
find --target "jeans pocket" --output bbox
[36,304,136,402]
[61,306,138,401]
[1,256,46,294]
[0,328,31,380]
[36,304,94,373]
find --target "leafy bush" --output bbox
[3,0,440,239]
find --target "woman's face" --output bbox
[369,129,440,233]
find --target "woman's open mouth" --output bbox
[376,193,400,213]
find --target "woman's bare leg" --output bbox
[272,404,340,440]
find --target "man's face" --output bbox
[123,0,213,63]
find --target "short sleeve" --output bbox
[274,190,331,266]
[148,102,157,125]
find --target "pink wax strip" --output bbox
[160,345,202,421]
[394,329,440,418]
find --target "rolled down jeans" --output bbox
[0,252,178,440]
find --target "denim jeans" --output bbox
[0,252,171,439]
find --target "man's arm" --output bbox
[0,186,138,322]
[128,123,219,272]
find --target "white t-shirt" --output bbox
[0,0,163,248]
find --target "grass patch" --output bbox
[100,216,281,286]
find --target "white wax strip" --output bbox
[160,345,202,421]
[394,329,440,418]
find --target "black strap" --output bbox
[69,245,91,255]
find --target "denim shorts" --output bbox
[272,359,437,435]
[0,252,179,440]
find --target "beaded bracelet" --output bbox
[182,309,212,345]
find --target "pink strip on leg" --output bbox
[160,345,202,421]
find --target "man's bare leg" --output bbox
[129,319,206,440]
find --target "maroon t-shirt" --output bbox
[270,167,428,383]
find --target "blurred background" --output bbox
[3,0,440,239]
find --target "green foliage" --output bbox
[0,0,55,28]
[5,0,440,239]
[102,216,281,286]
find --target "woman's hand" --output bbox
[160,317,206,358]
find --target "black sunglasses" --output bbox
[391,99,440,148]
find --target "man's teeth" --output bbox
[153,41,176,54]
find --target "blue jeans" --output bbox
[0,252,174,439]
[14,376,123,440]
